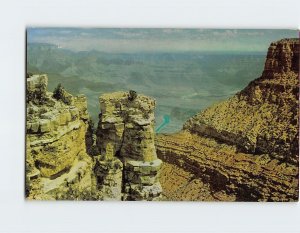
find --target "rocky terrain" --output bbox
[95,91,162,200]
[26,74,93,200]
[156,38,299,201]
[26,38,299,201]
[26,77,162,200]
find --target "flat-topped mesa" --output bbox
[184,38,299,165]
[26,74,92,200]
[95,91,162,200]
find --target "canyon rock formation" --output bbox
[26,78,162,200]
[95,92,162,200]
[26,74,93,200]
[156,38,299,201]
[26,38,299,202]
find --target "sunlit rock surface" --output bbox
[95,91,162,200]
[26,74,93,200]
[26,76,162,201]
[157,38,299,201]
[26,38,299,202]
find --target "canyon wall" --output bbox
[26,38,299,201]
[156,38,299,201]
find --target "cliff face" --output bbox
[26,76,162,200]
[184,38,299,165]
[26,74,93,200]
[26,38,299,201]
[156,38,299,201]
[157,131,298,201]
[95,92,162,200]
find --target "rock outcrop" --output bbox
[157,131,298,201]
[156,38,299,201]
[95,92,162,200]
[26,74,93,200]
[184,38,299,165]
[26,76,162,201]
[26,38,298,202]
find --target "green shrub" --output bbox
[53,83,64,100]
[128,90,137,101]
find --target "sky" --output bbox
[27,28,298,53]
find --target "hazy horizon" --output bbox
[27,28,298,53]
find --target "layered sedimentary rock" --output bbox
[95,91,162,200]
[26,76,162,201]
[184,38,299,165]
[26,74,93,200]
[156,38,299,201]
[26,38,298,202]
[157,132,298,201]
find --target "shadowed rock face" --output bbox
[156,38,299,201]
[95,92,162,200]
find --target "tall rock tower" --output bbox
[95,91,162,200]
